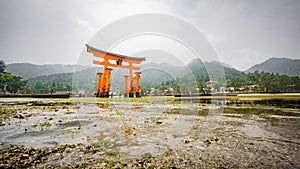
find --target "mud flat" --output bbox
[0,99,299,168]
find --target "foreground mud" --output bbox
[0,100,299,168]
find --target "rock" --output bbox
[183,139,190,144]
[21,154,30,159]
[13,113,25,119]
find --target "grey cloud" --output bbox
[167,0,300,69]
[0,0,299,70]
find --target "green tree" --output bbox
[34,81,50,94]
[0,60,6,73]
[9,76,27,93]
[227,76,245,91]
[0,60,27,93]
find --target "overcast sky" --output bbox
[0,0,299,71]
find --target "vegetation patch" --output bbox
[107,150,121,159]
[31,122,51,128]
[65,111,75,114]
[0,106,17,123]
[198,109,209,116]
[142,152,153,158]
[91,141,108,150]
[0,143,73,168]
[115,111,124,116]
[163,108,180,114]
[152,118,163,125]
[64,130,79,135]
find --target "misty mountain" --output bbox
[6,63,91,79]
[26,59,243,93]
[26,62,187,92]
[245,58,300,76]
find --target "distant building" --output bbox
[228,87,235,92]
[248,85,258,92]
[220,86,226,93]
[54,91,70,94]
[205,80,218,88]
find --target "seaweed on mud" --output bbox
[0,143,76,168]
[198,109,209,116]
[0,102,77,125]
[0,106,18,123]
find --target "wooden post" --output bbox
[104,68,113,98]
[97,73,103,97]
[100,71,106,97]
[100,59,108,97]
[129,63,134,97]
[135,72,141,98]
[124,75,129,97]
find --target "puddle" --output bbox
[59,120,90,128]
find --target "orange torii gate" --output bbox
[86,44,145,98]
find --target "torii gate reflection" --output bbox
[86,44,145,98]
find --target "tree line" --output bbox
[1,59,299,95]
[149,70,300,95]
[227,71,300,92]
[0,60,71,94]
[0,60,27,93]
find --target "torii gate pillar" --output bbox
[124,75,129,97]
[96,73,103,97]
[135,72,141,98]
[96,68,113,98]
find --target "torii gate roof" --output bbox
[86,44,146,62]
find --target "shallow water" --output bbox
[0,100,300,168]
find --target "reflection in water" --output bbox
[176,97,300,108]
[97,103,109,109]
[133,104,141,111]
[97,131,105,141]
[87,131,105,142]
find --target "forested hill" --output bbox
[7,57,300,81]
[246,58,300,76]
[4,57,300,94]
[26,60,244,92]
[6,63,91,79]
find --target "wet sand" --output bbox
[0,100,299,168]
